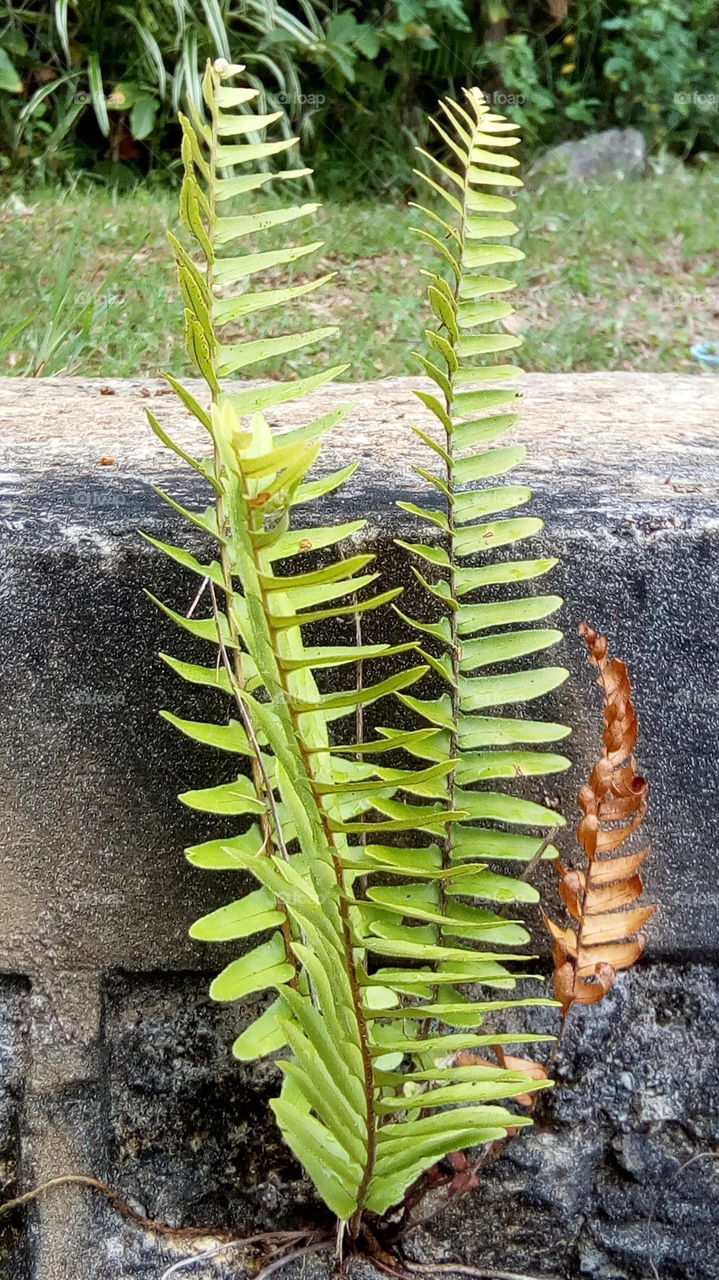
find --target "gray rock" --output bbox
[419,964,719,1280]
[535,129,647,181]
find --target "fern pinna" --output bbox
[148,61,564,1233]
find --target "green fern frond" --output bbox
[353,90,573,1214]
[404,88,571,817]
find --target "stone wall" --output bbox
[0,374,717,1280]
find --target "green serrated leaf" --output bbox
[458,595,563,633]
[395,540,449,568]
[456,557,558,593]
[459,666,569,711]
[459,627,563,670]
[398,692,455,730]
[445,871,541,904]
[457,749,570,782]
[186,825,265,869]
[214,274,334,326]
[160,711,250,755]
[454,517,543,557]
[454,445,525,483]
[458,714,571,747]
[142,533,224,586]
[160,653,233,693]
[455,787,565,828]
[270,1097,360,1218]
[427,284,459,342]
[453,484,531,524]
[213,241,322,283]
[214,202,318,244]
[218,326,336,376]
[450,827,558,862]
[269,586,402,631]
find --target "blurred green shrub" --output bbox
[0,1,717,194]
[602,0,719,153]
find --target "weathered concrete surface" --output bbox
[1,372,717,529]
[430,963,719,1280]
[0,373,717,1278]
[101,966,719,1280]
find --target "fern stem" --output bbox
[204,74,269,838]
[207,582,286,859]
[441,134,469,873]
[252,1241,333,1280]
[416,100,469,1111]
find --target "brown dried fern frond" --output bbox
[545,623,655,1016]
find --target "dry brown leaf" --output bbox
[494,1049,548,1107]
[545,623,655,1016]
[453,1048,548,1109]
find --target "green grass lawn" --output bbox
[1,159,717,379]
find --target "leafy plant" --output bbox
[602,0,719,154]
[0,0,326,179]
[146,60,654,1255]
[148,60,564,1235]
[3,3,719,191]
[403,85,572,863]
[0,36,22,94]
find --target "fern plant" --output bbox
[148,59,568,1238]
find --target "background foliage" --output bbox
[0,1,717,196]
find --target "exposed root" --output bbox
[253,1240,334,1280]
[160,1235,328,1279]
[357,1223,561,1280]
[0,1174,562,1280]
[400,1263,561,1280]
[0,1176,315,1262]
[160,1234,316,1278]
[0,1175,231,1241]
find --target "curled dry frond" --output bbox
[545,623,654,1016]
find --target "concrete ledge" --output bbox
[0,373,717,1279]
[1,372,717,529]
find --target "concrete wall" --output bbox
[0,374,717,1280]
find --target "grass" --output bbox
[1,158,717,379]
